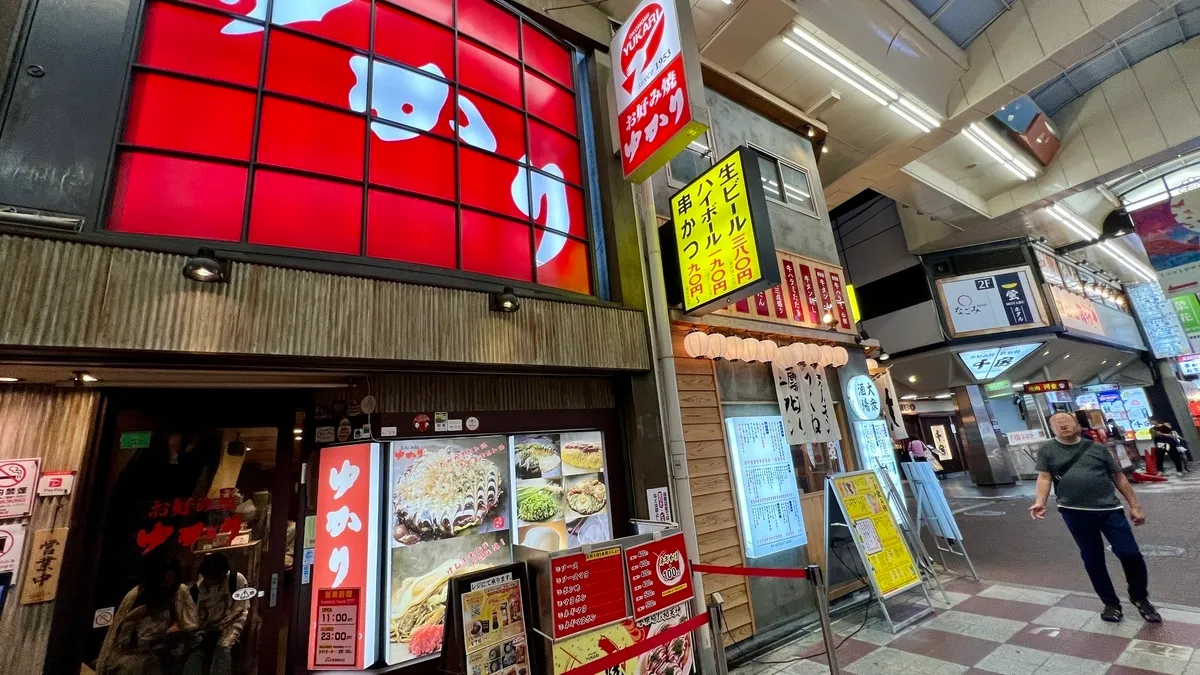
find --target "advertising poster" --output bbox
[724,416,807,558]
[1121,388,1153,431]
[936,267,1045,337]
[460,576,530,675]
[1129,186,1200,298]
[1126,282,1192,358]
[855,420,905,522]
[552,603,693,675]
[830,472,920,598]
[1050,285,1105,336]
[624,532,693,620]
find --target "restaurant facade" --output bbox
[0,0,674,673]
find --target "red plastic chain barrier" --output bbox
[559,611,710,675]
[691,563,808,579]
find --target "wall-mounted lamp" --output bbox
[182,248,229,283]
[490,288,521,313]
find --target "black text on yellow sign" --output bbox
[668,145,779,315]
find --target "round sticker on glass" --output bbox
[360,395,377,415]
[465,416,479,431]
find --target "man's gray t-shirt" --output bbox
[1035,438,1122,510]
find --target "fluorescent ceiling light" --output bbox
[1099,240,1157,284]
[963,123,1037,181]
[1048,204,1099,242]
[783,28,940,134]
[901,394,919,400]
[934,393,952,399]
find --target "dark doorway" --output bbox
[919,414,966,474]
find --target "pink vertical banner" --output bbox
[735,298,751,313]
[771,287,788,319]
[814,268,833,320]
[782,260,806,323]
[754,292,771,316]
[799,265,820,323]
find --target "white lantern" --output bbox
[703,333,726,359]
[803,343,820,365]
[866,358,878,371]
[774,344,794,367]
[722,336,743,360]
[741,337,760,362]
[759,340,778,363]
[819,345,835,366]
[684,331,707,358]
[834,346,849,367]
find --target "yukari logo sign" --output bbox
[619,2,666,95]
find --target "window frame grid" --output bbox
[103,0,598,297]
[749,144,819,219]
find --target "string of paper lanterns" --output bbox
[683,331,850,367]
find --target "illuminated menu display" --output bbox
[549,545,629,639]
[724,416,807,558]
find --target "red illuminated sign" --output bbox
[111,0,592,295]
[309,443,381,670]
[1023,380,1071,394]
[610,0,707,182]
[625,533,693,620]
[549,545,629,639]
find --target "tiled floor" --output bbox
[730,576,1200,675]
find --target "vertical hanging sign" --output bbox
[612,0,708,182]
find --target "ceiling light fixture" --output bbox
[1063,354,1070,359]
[784,27,941,134]
[0,377,20,383]
[901,394,918,400]
[963,122,1038,180]
[490,287,521,313]
[1101,360,1107,365]
[934,393,952,399]
[182,248,229,283]
[821,145,828,154]
[1117,361,1123,366]
[1047,204,1099,242]
[73,371,97,384]
[1043,350,1050,356]
[908,375,917,383]
[1098,240,1157,284]
[878,352,890,361]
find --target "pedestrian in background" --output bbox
[1030,412,1160,624]
[1151,417,1186,476]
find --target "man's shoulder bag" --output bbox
[1052,441,1092,490]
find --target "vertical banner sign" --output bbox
[309,443,381,670]
[20,527,67,604]
[549,545,629,639]
[802,365,841,443]
[1126,282,1191,358]
[829,472,921,598]
[667,146,780,314]
[624,532,693,620]
[612,0,708,182]
[1129,186,1200,298]
[772,364,812,444]
[871,371,907,440]
[719,251,856,334]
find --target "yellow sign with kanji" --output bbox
[669,146,778,314]
[830,472,920,598]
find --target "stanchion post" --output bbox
[807,564,841,674]
[708,592,729,675]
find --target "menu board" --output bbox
[551,603,694,675]
[314,588,361,667]
[460,574,530,675]
[384,431,612,666]
[549,545,629,639]
[856,420,906,522]
[624,533,693,620]
[725,416,807,558]
[830,472,920,598]
[1121,388,1153,431]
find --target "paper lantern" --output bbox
[819,345,835,366]
[803,343,820,365]
[722,336,742,360]
[684,332,707,358]
[703,333,726,359]
[775,344,796,367]
[741,337,760,362]
[834,346,849,367]
[759,340,778,363]
[866,358,878,371]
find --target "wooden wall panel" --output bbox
[672,351,756,639]
[0,236,650,371]
[318,374,616,412]
[0,386,100,675]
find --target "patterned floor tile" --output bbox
[979,585,1068,606]
[888,626,1001,666]
[730,662,778,675]
[972,643,1056,675]
[843,646,970,675]
[1032,653,1110,675]
[1057,595,1105,612]
[933,591,977,610]
[945,578,991,595]
[927,610,1029,643]
[955,595,1054,623]
[1161,609,1200,627]
[1137,622,1200,650]
[1113,640,1195,674]
[1034,607,1099,630]
[1184,664,1200,675]
[1079,614,1146,639]
[1008,624,1133,662]
[803,637,878,666]
[1108,665,1175,675]
[772,660,832,675]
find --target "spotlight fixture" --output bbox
[805,125,815,138]
[0,376,19,382]
[907,375,917,383]
[901,394,918,400]
[490,287,521,313]
[934,393,952,399]
[878,352,890,361]
[1101,360,1107,365]
[73,371,98,385]
[1043,350,1050,356]
[182,248,229,283]
[821,145,829,154]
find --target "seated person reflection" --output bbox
[182,553,249,675]
[96,553,198,675]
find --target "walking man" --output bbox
[1030,412,1161,623]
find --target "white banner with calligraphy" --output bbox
[772,364,841,444]
[871,371,907,440]
[772,364,812,444]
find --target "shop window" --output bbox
[110,0,594,296]
[753,147,818,216]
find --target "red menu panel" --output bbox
[550,545,628,639]
[624,533,693,620]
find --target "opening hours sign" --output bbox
[668,146,779,314]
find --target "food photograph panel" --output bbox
[516,520,568,552]
[514,477,564,527]
[513,434,561,479]
[391,436,511,547]
[387,531,512,665]
[558,431,604,475]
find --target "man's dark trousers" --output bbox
[1060,508,1148,605]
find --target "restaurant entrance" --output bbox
[80,389,307,675]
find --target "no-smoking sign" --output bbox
[0,458,39,519]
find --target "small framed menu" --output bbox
[442,562,538,675]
